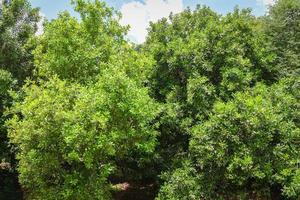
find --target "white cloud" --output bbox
[120,0,184,43]
[257,0,276,6]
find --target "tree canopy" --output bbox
[6,0,159,199]
[0,0,39,198]
[0,0,299,199]
[264,0,300,78]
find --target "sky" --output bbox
[29,0,275,43]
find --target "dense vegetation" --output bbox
[0,0,299,199]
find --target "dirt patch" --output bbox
[113,182,158,200]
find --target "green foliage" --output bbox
[146,6,273,104]
[0,0,40,83]
[152,3,299,198]
[144,6,274,176]
[2,0,300,199]
[33,0,128,83]
[6,1,159,199]
[156,161,201,200]
[0,0,39,168]
[33,0,153,86]
[189,78,300,199]
[264,0,300,78]
[0,0,39,198]
[0,69,15,161]
[0,69,14,104]
[0,0,39,167]
[7,71,159,199]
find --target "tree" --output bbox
[0,0,39,163]
[33,0,127,83]
[143,6,274,173]
[264,0,300,78]
[0,0,40,83]
[188,78,300,199]
[4,0,300,199]
[8,73,159,199]
[0,69,21,199]
[0,69,14,164]
[7,1,159,199]
[0,0,39,198]
[156,160,201,200]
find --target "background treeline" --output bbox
[0,0,299,199]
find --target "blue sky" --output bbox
[29,0,274,43]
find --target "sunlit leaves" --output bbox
[190,79,300,198]
[7,1,159,199]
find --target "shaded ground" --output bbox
[112,182,158,200]
[0,170,23,200]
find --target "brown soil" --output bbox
[112,182,157,200]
